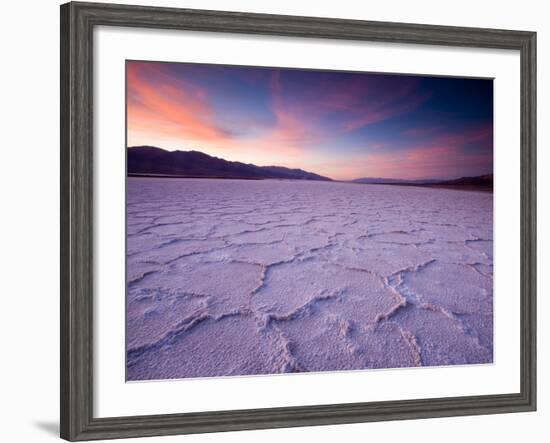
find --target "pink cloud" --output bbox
[127,62,233,146]
[361,124,493,179]
[343,92,431,132]
[267,71,313,146]
[259,72,431,156]
[319,77,432,132]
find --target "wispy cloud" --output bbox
[127,62,233,146]
[361,123,493,179]
[328,78,432,132]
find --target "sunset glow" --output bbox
[127,60,493,181]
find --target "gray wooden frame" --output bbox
[60,1,537,441]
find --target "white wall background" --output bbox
[0,1,546,442]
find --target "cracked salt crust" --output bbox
[126,178,493,381]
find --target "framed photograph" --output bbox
[60,1,536,441]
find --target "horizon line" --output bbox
[127,145,493,182]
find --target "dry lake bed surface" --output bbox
[126,177,493,381]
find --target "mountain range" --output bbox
[353,174,493,190]
[127,146,492,190]
[127,146,332,181]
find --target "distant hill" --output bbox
[127,146,332,181]
[352,177,440,185]
[352,174,493,191]
[438,174,493,188]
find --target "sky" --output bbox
[127,60,493,181]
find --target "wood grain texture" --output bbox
[60,2,537,441]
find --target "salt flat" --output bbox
[126,177,493,381]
